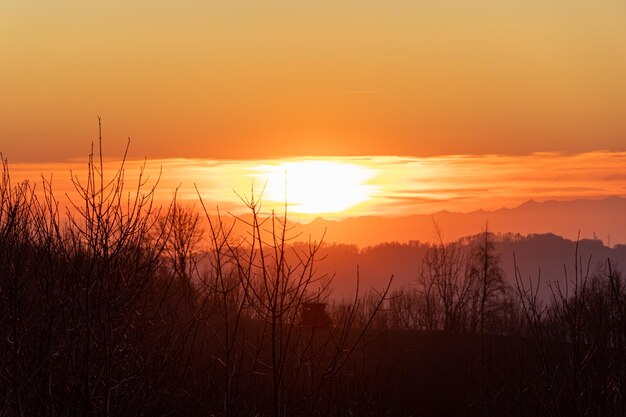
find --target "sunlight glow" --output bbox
[252,160,377,214]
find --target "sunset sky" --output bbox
[6,151,626,223]
[2,1,626,225]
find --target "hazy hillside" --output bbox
[304,234,626,300]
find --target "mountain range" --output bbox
[298,196,626,247]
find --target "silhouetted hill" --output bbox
[306,233,626,300]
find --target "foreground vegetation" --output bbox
[1,135,624,416]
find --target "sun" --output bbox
[252,160,376,215]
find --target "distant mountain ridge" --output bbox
[296,196,626,247]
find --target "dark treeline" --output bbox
[0,139,390,417]
[1,138,625,416]
[370,231,626,416]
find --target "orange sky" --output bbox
[2,1,626,162]
[6,151,626,222]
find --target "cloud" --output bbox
[5,151,626,220]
